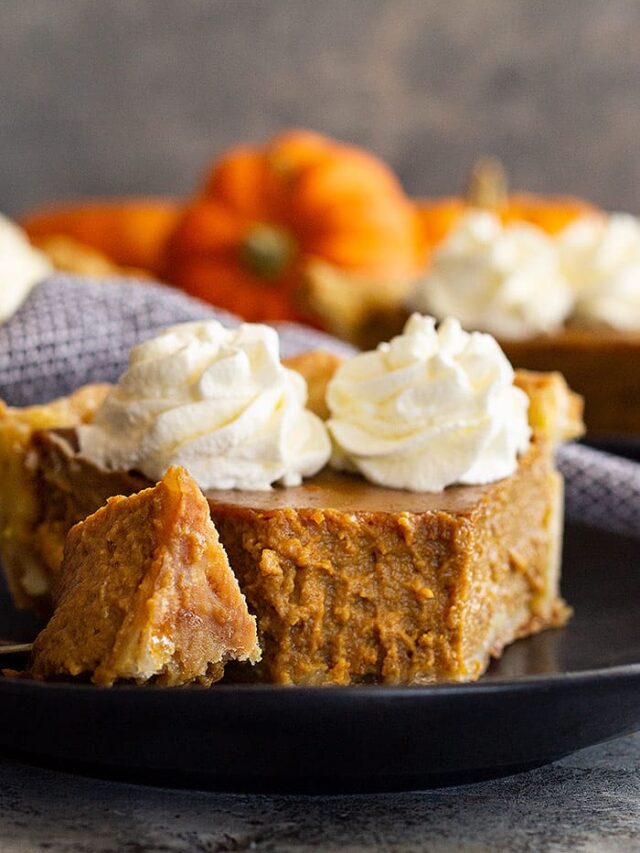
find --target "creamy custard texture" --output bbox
[30,429,570,685]
[209,441,568,685]
[29,466,260,686]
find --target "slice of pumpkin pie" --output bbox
[29,466,260,686]
[2,318,584,686]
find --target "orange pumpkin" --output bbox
[417,158,596,248]
[21,198,181,277]
[164,130,426,322]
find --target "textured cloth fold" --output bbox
[558,444,640,537]
[1,274,638,538]
[0,275,356,406]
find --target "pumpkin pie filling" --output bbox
[26,422,567,685]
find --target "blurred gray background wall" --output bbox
[2,0,640,216]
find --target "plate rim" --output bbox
[2,659,640,699]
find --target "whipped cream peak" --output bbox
[412,210,574,340]
[78,320,331,490]
[559,212,640,330]
[0,213,52,322]
[326,314,530,492]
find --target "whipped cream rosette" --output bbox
[326,314,531,492]
[78,320,331,490]
[0,213,52,322]
[559,213,640,330]
[413,211,574,340]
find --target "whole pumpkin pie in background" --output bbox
[309,159,640,436]
[288,158,597,348]
[29,465,260,686]
[411,161,640,438]
[0,318,583,686]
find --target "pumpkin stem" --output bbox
[464,157,508,209]
[240,225,297,281]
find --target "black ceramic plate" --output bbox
[0,522,639,793]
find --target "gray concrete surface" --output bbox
[2,0,640,215]
[0,733,639,852]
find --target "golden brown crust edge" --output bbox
[0,384,110,609]
[282,350,344,420]
[514,369,585,445]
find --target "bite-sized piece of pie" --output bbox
[0,384,110,609]
[29,466,260,686]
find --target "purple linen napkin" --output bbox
[557,444,640,537]
[0,274,356,406]
[1,274,638,538]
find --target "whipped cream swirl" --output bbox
[559,213,640,330]
[326,314,530,492]
[412,211,574,340]
[78,321,331,490]
[0,213,52,322]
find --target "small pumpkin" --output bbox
[164,130,426,322]
[21,198,181,277]
[417,158,596,248]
